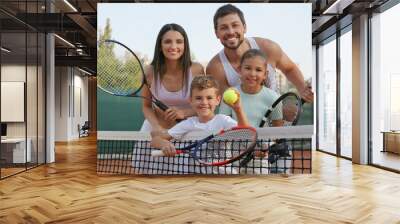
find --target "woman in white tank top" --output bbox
[141,23,205,132]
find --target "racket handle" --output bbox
[153,99,183,122]
[239,151,255,167]
[154,100,169,111]
[259,119,266,128]
[151,150,183,157]
[151,150,164,157]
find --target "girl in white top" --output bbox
[141,23,204,132]
[219,49,284,174]
[220,49,284,127]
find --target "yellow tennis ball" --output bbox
[223,88,238,105]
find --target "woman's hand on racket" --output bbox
[163,107,185,122]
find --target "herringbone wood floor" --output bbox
[1,135,400,223]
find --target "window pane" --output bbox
[340,30,352,158]
[38,33,46,165]
[1,31,27,177]
[371,3,400,170]
[318,38,337,154]
[27,31,38,168]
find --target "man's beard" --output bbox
[222,36,245,50]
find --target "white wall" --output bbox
[55,67,89,141]
[1,63,46,164]
[1,65,26,81]
[1,82,24,122]
[1,65,26,138]
[73,74,89,137]
[55,67,69,141]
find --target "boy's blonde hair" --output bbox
[190,75,220,96]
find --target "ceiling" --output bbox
[0,0,391,75]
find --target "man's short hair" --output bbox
[213,4,246,30]
[190,75,220,96]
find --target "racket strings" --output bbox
[193,129,257,165]
[194,139,251,164]
[267,95,301,127]
[97,41,144,96]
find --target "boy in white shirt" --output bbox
[151,75,249,156]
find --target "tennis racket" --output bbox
[240,92,304,167]
[151,126,258,166]
[97,39,168,111]
[259,92,303,127]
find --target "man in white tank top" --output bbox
[206,4,313,103]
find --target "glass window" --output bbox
[340,29,352,158]
[318,37,337,154]
[38,32,46,165]
[371,3,400,171]
[27,31,38,169]
[1,31,27,177]
[0,1,46,179]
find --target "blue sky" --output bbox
[98,3,312,78]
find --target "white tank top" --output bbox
[150,70,193,109]
[218,37,277,91]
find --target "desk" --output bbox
[382,131,400,154]
[1,138,31,163]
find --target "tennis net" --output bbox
[97,125,313,175]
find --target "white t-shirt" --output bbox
[168,114,237,140]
